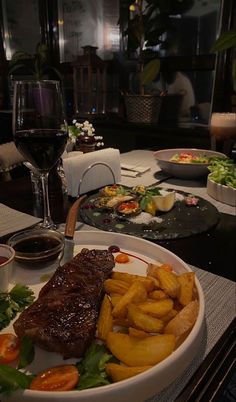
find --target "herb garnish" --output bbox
[76,342,116,390]
[0,284,35,330]
[0,365,33,395]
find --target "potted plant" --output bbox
[9,43,61,80]
[211,30,236,110]
[119,0,193,123]
[8,43,63,115]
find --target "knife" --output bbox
[60,195,87,265]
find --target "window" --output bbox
[57,0,120,63]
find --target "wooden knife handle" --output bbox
[64,195,87,239]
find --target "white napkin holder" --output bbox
[63,148,121,197]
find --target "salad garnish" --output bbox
[0,284,35,330]
[208,158,236,189]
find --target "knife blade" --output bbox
[60,195,87,265]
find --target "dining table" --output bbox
[0,149,235,402]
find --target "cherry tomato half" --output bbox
[0,333,20,364]
[30,365,79,391]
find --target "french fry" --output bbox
[147,263,161,278]
[177,272,195,306]
[161,309,178,323]
[97,294,113,342]
[104,279,130,295]
[128,327,150,339]
[112,271,138,283]
[106,332,175,366]
[112,281,147,318]
[113,317,130,327]
[148,264,180,298]
[160,263,173,272]
[127,304,164,333]
[164,300,199,347]
[105,363,152,382]
[109,293,122,307]
[112,271,157,292]
[138,299,174,318]
[149,289,168,300]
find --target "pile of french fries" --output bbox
[96,262,199,382]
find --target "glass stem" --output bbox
[40,172,54,228]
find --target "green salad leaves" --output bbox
[208,158,236,189]
[0,365,33,395]
[0,284,35,330]
[76,342,116,390]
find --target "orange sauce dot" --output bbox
[115,253,130,263]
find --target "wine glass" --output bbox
[12,80,68,229]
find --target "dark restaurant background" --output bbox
[0,0,235,152]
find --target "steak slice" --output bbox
[13,248,114,359]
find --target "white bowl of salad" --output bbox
[207,159,236,206]
[154,148,226,179]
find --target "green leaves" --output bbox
[76,342,116,390]
[140,59,161,85]
[208,158,236,189]
[9,43,62,80]
[0,284,35,331]
[18,336,35,370]
[0,365,33,395]
[211,30,236,52]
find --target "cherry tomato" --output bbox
[0,333,20,364]
[30,365,79,391]
[115,253,130,263]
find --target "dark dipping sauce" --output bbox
[0,256,8,265]
[14,235,60,254]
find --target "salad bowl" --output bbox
[207,158,236,206]
[154,148,226,179]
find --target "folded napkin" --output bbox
[0,204,42,238]
[121,163,151,177]
[63,148,121,197]
[0,142,25,171]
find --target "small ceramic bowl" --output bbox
[0,244,15,291]
[207,177,236,206]
[7,228,65,265]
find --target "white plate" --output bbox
[3,231,205,402]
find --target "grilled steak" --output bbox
[13,248,115,358]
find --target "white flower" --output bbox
[67,119,104,149]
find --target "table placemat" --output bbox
[120,150,236,216]
[0,203,41,238]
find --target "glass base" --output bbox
[38,219,58,230]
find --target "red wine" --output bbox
[15,129,68,171]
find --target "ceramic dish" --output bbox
[3,231,205,402]
[154,148,226,179]
[80,188,219,240]
[7,228,65,264]
[207,177,236,206]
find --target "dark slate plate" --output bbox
[79,189,219,240]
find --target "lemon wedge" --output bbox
[151,191,175,212]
